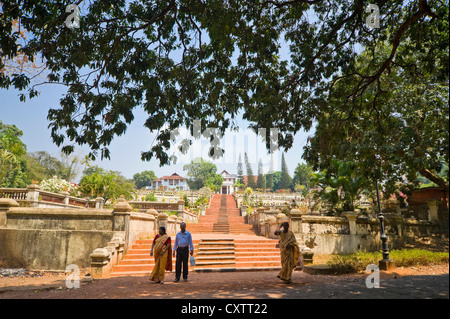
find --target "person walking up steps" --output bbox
[173,222,194,282]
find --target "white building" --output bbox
[219,170,237,194]
[147,173,189,191]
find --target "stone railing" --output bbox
[0,196,187,278]
[234,192,304,207]
[246,206,441,256]
[0,184,102,209]
[129,200,184,212]
[129,199,200,223]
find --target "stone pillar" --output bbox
[158,212,169,230]
[110,237,125,262]
[90,248,111,278]
[146,208,159,236]
[259,218,266,237]
[106,240,119,266]
[113,196,132,251]
[289,209,303,235]
[26,183,40,206]
[95,196,104,209]
[268,215,279,239]
[168,215,176,236]
[177,199,185,212]
[0,198,19,226]
[276,212,289,227]
[388,215,404,236]
[114,196,132,213]
[427,200,440,222]
[257,207,266,224]
[301,248,314,265]
[342,211,358,235]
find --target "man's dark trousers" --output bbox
[175,246,189,280]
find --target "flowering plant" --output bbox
[297,200,309,214]
[40,176,79,196]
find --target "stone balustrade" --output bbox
[246,204,441,256]
[0,196,190,278]
[0,184,102,209]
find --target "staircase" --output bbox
[195,238,236,270]
[188,194,257,235]
[110,238,199,277]
[109,194,282,276]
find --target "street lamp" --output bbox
[376,181,395,270]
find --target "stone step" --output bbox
[109,194,286,276]
[303,264,334,275]
[196,256,235,261]
[236,261,281,268]
[194,261,236,267]
[196,251,234,255]
[235,251,279,256]
[235,256,280,262]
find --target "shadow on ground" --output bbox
[0,269,448,299]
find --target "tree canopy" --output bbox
[303,20,449,194]
[1,0,447,194]
[79,165,135,200]
[183,157,222,190]
[0,121,28,187]
[133,170,157,189]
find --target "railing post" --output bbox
[158,212,169,230]
[427,200,440,222]
[342,211,358,235]
[96,196,104,209]
[113,196,132,252]
[0,198,19,226]
[61,191,70,207]
[90,248,111,279]
[26,183,40,206]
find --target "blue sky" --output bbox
[0,83,313,182]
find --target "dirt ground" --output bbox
[0,264,448,300]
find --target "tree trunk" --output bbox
[419,169,449,209]
[418,168,449,193]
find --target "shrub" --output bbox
[327,249,449,275]
[40,176,78,196]
[145,193,157,201]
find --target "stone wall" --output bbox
[0,198,184,272]
[0,206,125,270]
[247,208,441,255]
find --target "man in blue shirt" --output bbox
[172,222,194,282]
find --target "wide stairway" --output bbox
[188,194,259,235]
[109,195,281,276]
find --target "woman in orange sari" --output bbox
[149,226,172,284]
[275,222,300,284]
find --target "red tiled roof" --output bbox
[152,173,186,182]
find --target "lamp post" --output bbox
[376,181,395,270]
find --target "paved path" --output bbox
[1,266,448,299]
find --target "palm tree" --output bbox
[311,159,369,214]
[0,149,17,185]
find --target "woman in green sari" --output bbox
[149,226,172,284]
[275,222,300,284]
